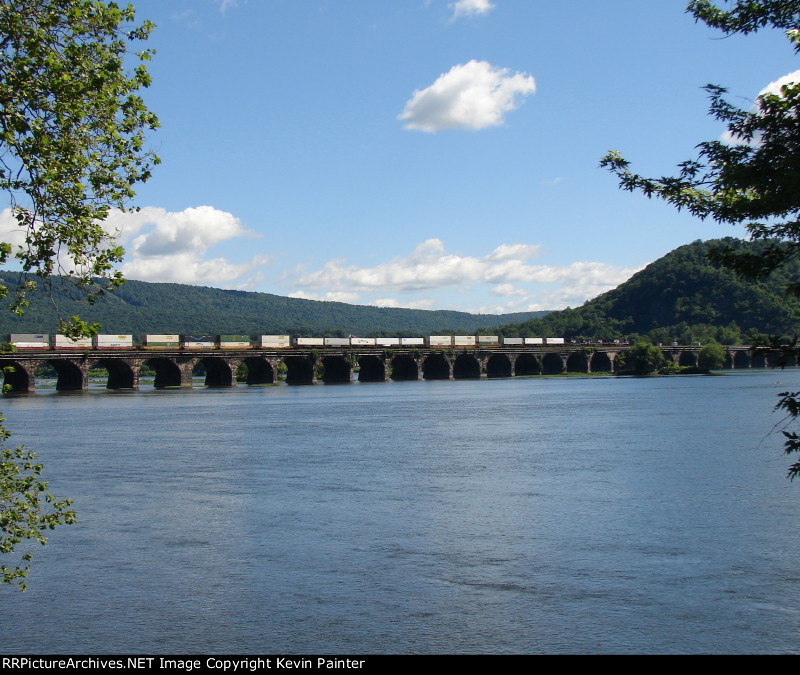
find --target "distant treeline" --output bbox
[0,272,549,338]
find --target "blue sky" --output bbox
[5,0,799,313]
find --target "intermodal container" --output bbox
[296,337,324,347]
[478,336,499,346]
[324,337,350,347]
[454,335,476,347]
[502,337,523,346]
[428,336,453,347]
[350,337,376,346]
[94,334,133,349]
[9,334,49,349]
[144,334,181,350]
[182,335,216,349]
[259,335,291,348]
[545,337,565,345]
[375,337,400,347]
[400,337,424,346]
[219,334,251,348]
[53,334,93,349]
[524,337,544,345]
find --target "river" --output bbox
[0,371,799,654]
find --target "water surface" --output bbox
[0,372,798,654]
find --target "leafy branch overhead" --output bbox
[0,1,159,589]
[602,1,800,291]
[0,0,159,322]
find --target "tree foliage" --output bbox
[602,1,800,478]
[0,418,75,591]
[0,0,158,587]
[616,341,667,374]
[0,0,159,325]
[602,1,800,291]
[698,339,727,369]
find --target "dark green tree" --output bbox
[0,0,158,588]
[618,341,667,374]
[602,0,800,478]
[698,340,727,369]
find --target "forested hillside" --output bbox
[489,238,800,344]
[0,273,548,337]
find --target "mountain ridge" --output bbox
[0,272,550,337]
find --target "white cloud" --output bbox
[399,60,536,132]
[485,243,542,261]
[758,69,800,99]
[450,0,495,21]
[285,238,639,311]
[103,206,269,287]
[491,283,525,297]
[0,207,28,252]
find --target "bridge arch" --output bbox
[486,353,512,378]
[423,353,450,380]
[566,352,589,373]
[357,355,385,382]
[89,358,137,389]
[542,352,565,375]
[144,357,184,388]
[192,357,234,387]
[283,355,315,384]
[40,358,86,391]
[390,354,419,381]
[453,353,480,379]
[590,352,613,373]
[678,350,698,368]
[514,353,541,376]
[238,356,276,385]
[1,360,35,392]
[320,355,352,383]
[732,350,750,369]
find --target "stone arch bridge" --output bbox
[0,345,766,392]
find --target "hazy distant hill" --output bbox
[488,238,800,344]
[0,273,550,337]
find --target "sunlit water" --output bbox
[0,371,799,654]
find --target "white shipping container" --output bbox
[478,336,499,345]
[259,335,291,348]
[350,337,376,346]
[375,337,400,347]
[324,338,351,347]
[400,337,424,346]
[429,336,453,347]
[296,337,324,347]
[524,337,544,345]
[10,333,48,343]
[545,337,565,345]
[145,334,180,343]
[94,334,133,349]
[454,335,477,346]
[502,337,524,345]
[218,341,251,348]
[53,334,93,349]
[10,334,48,348]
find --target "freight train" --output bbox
[7,333,567,350]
